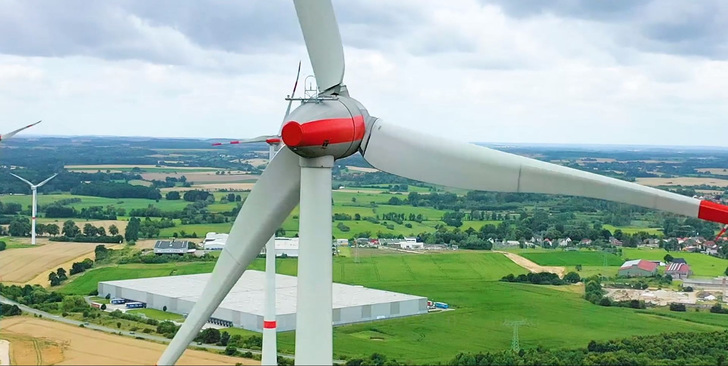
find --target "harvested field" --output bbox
[65,164,218,171]
[141,171,256,183]
[244,158,268,166]
[495,251,566,277]
[0,242,96,284]
[346,166,378,173]
[189,183,256,191]
[0,317,256,365]
[636,177,728,187]
[0,340,8,366]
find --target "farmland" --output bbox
[56,248,728,364]
[636,177,728,187]
[519,251,624,267]
[0,241,97,284]
[622,248,728,277]
[0,317,253,365]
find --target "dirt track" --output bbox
[495,251,566,278]
[0,317,257,365]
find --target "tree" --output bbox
[163,305,167,312]
[0,241,5,251]
[100,304,107,310]
[56,268,67,281]
[83,223,98,237]
[48,272,60,286]
[117,322,121,328]
[62,220,80,237]
[97,226,106,237]
[125,217,141,242]
[564,272,581,284]
[664,254,674,263]
[8,217,31,237]
[165,191,181,200]
[109,224,119,236]
[46,224,60,236]
[220,331,230,346]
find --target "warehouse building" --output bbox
[153,240,194,255]
[98,271,428,332]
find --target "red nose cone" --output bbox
[281,121,304,147]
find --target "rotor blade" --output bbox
[9,173,33,187]
[362,119,728,225]
[36,173,58,187]
[1,120,41,141]
[211,135,280,146]
[158,148,301,366]
[293,0,345,94]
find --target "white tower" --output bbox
[10,173,58,244]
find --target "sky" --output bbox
[0,0,727,146]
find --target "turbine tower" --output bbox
[0,121,41,143]
[159,1,728,365]
[210,62,300,366]
[10,173,58,244]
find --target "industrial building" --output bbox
[203,232,228,251]
[98,271,427,332]
[153,240,194,255]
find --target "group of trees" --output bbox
[71,182,162,200]
[48,220,122,243]
[48,267,68,286]
[70,258,94,275]
[453,328,728,365]
[500,272,581,286]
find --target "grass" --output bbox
[0,237,36,249]
[58,262,216,295]
[622,248,728,277]
[127,308,185,322]
[520,250,624,267]
[603,224,663,235]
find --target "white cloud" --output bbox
[0,0,727,146]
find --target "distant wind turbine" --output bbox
[10,173,58,244]
[0,121,41,143]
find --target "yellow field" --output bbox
[0,317,256,365]
[697,168,728,176]
[140,171,256,183]
[0,241,96,284]
[636,177,728,187]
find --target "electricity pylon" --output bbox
[503,320,528,352]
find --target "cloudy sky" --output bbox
[1,0,727,146]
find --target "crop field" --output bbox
[636,177,728,187]
[697,168,728,176]
[0,317,252,365]
[602,224,663,235]
[0,242,96,283]
[0,194,191,212]
[622,248,728,277]
[519,251,624,267]
[64,164,220,172]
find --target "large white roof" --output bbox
[100,270,424,315]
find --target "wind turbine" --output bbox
[210,61,300,366]
[159,1,728,365]
[0,121,42,143]
[10,173,58,244]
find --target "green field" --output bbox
[65,165,219,173]
[0,194,192,212]
[622,248,728,277]
[603,224,663,236]
[58,262,217,295]
[128,308,185,322]
[58,249,728,363]
[520,251,624,267]
[0,237,36,249]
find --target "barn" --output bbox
[98,271,428,332]
[666,262,692,279]
[153,240,193,255]
[618,259,658,277]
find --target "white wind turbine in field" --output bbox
[10,173,58,245]
[0,121,41,143]
[159,1,728,365]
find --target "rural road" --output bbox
[0,295,301,361]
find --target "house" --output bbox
[154,240,193,255]
[666,262,691,279]
[609,237,623,246]
[618,259,658,277]
[580,239,593,246]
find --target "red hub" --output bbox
[281,115,365,159]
